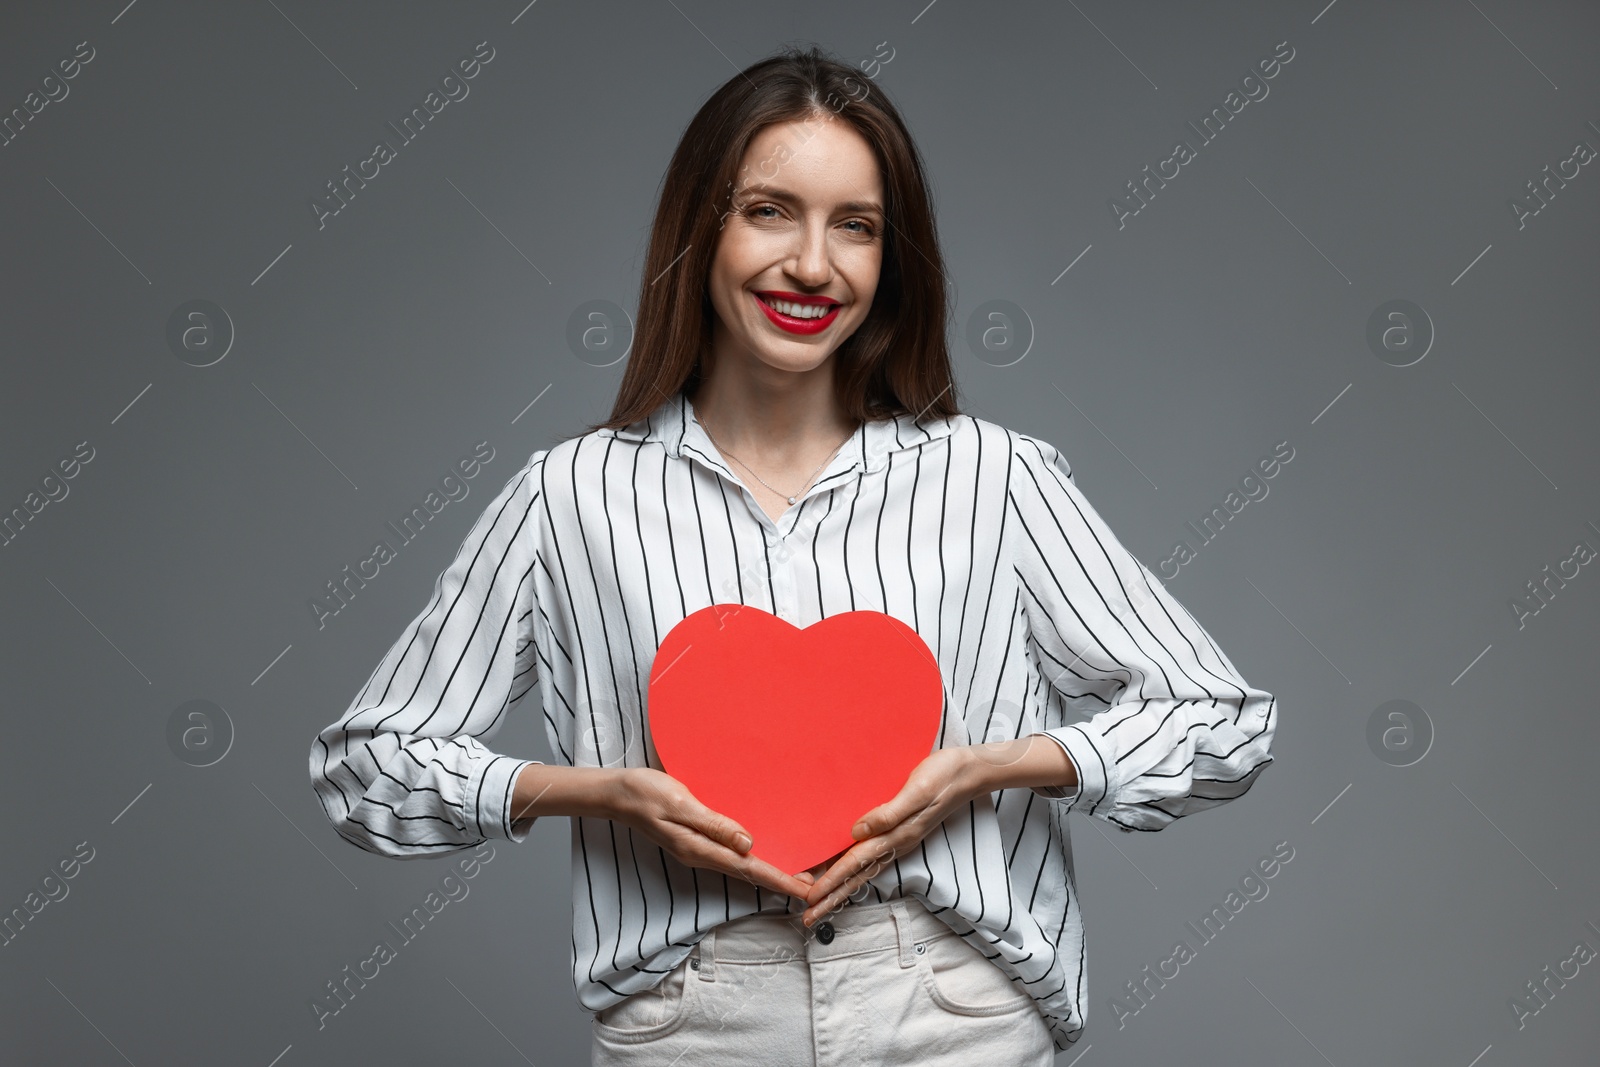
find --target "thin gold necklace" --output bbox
[699,414,858,506]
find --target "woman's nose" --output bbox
[788,227,833,286]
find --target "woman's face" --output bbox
[705,113,885,378]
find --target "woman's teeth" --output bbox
[758,294,836,319]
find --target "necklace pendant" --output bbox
[786,495,796,504]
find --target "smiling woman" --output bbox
[606,49,954,445]
[309,42,1277,1067]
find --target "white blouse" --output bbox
[308,390,1277,1049]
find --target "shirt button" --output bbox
[815,921,834,944]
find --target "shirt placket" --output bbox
[764,522,800,623]
[674,408,875,626]
[764,445,862,622]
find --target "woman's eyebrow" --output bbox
[739,183,884,215]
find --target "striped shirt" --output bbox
[308,390,1277,1049]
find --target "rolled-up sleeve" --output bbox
[1008,433,1276,832]
[308,449,549,857]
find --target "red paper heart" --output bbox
[647,605,944,875]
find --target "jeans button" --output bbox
[815,921,834,944]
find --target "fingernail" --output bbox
[851,822,868,838]
[732,832,751,853]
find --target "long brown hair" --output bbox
[587,44,960,434]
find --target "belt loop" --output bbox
[889,900,916,969]
[694,926,717,981]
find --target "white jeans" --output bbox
[590,896,1055,1066]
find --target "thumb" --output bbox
[851,803,894,840]
[706,813,752,854]
[674,788,753,854]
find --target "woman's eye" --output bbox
[843,219,877,236]
[749,204,780,219]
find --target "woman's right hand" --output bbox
[610,766,816,901]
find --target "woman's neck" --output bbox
[688,366,859,471]
[688,363,861,522]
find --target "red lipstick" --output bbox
[752,290,842,335]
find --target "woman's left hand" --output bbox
[799,746,991,926]
[800,734,1077,925]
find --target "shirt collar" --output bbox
[603,390,957,478]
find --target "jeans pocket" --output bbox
[914,933,1035,1018]
[593,956,696,1041]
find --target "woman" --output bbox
[309,46,1277,1065]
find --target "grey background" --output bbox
[2,1,1596,1063]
